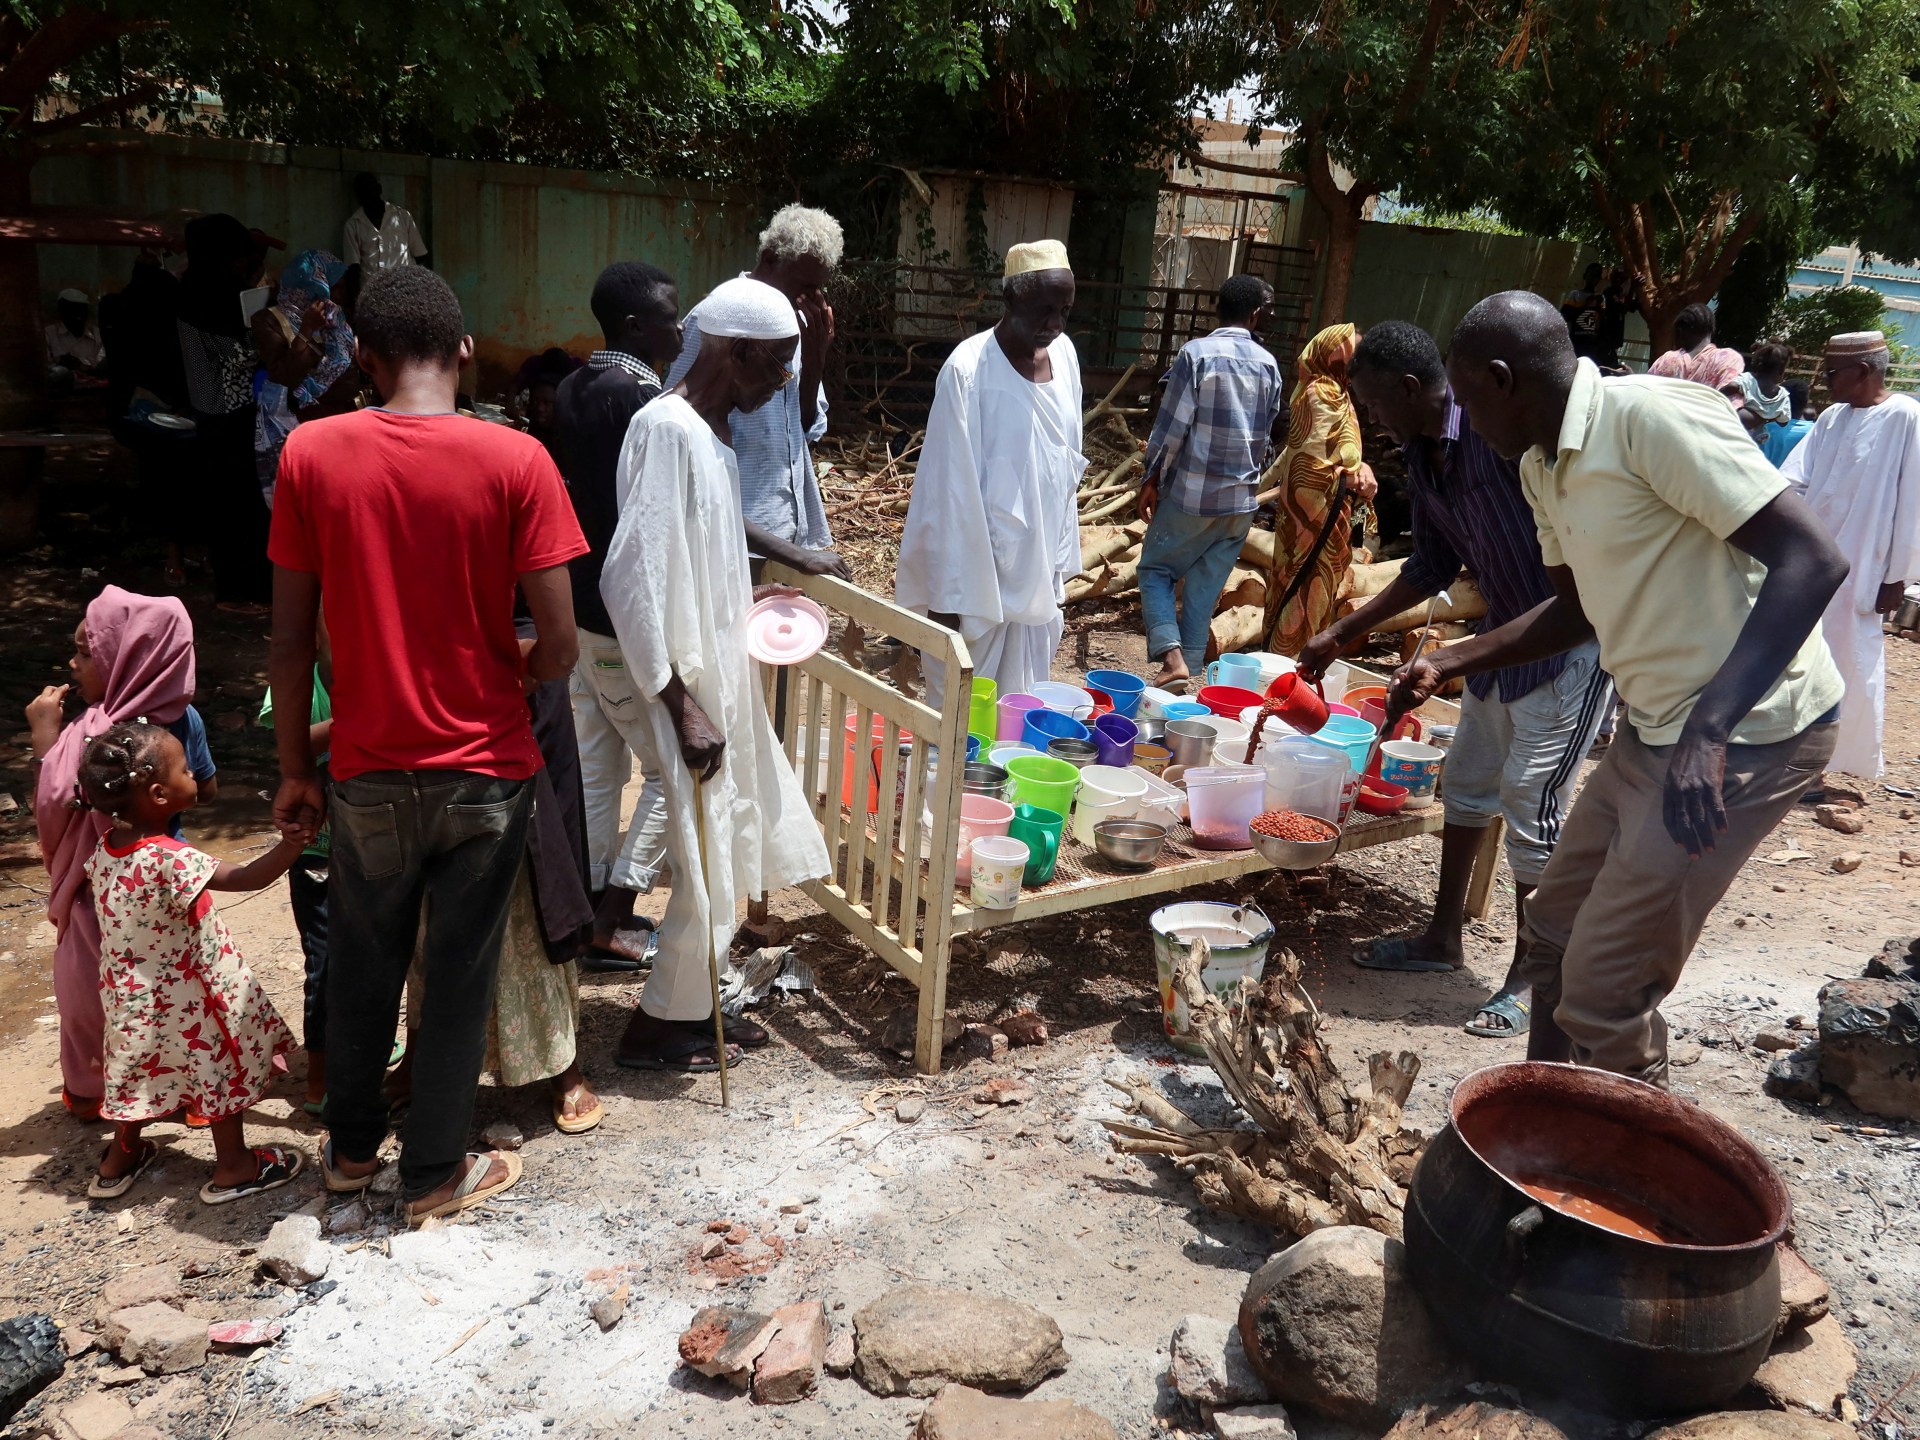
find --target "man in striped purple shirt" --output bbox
[1298,321,1612,1040]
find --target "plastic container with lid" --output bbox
[1259,743,1346,823]
[1184,764,1265,850]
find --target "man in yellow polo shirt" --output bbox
[1390,290,1847,1085]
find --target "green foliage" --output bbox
[1379,201,1527,237]
[1766,286,1889,358]
[1713,202,1819,351]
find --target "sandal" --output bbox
[1353,937,1459,973]
[552,1084,604,1135]
[614,1019,742,1074]
[88,1138,158,1200]
[405,1150,522,1226]
[718,1015,770,1049]
[320,1138,381,1193]
[581,921,658,973]
[302,1097,326,1118]
[1464,991,1532,1039]
[200,1145,305,1206]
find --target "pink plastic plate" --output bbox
[745,595,830,666]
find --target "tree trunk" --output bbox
[0,148,45,552]
[1320,199,1362,327]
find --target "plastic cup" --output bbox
[1092,712,1139,768]
[1007,803,1065,884]
[956,794,1015,886]
[996,692,1044,742]
[968,678,998,741]
[970,835,1028,908]
[1379,740,1445,807]
[1204,654,1262,691]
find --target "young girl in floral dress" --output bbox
[78,722,310,1204]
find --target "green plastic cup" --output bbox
[1007,803,1064,885]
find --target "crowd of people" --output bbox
[24,200,1920,1215]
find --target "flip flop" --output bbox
[200,1145,305,1206]
[1353,938,1459,973]
[581,923,659,973]
[302,1097,326,1118]
[1464,991,1532,1039]
[405,1150,522,1226]
[321,1138,381,1193]
[88,1138,158,1199]
[615,1025,743,1073]
[552,1084,604,1135]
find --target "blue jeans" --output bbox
[1139,506,1255,674]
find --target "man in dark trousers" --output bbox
[553,261,683,968]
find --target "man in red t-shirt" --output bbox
[267,266,585,1222]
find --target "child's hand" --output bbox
[26,684,69,729]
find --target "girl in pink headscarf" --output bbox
[27,587,208,1119]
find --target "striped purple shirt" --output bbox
[1398,395,1568,703]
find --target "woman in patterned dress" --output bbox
[1265,323,1377,657]
[77,723,309,1204]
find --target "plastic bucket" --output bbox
[989,742,1039,769]
[1092,712,1139,768]
[970,835,1028,909]
[1150,901,1275,1056]
[1307,716,1379,774]
[1198,684,1263,718]
[1004,754,1081,815]
[1086,669,1146,719]
[842,714,916,813]
[968,678,998,742]
[1023,708,1090,753]
[997,692,1044,742]
[1260,743,1346,823]
[956,794,1014,886]
[1072,792,1132,846]
[1030,681,1095,720]
[1163,700,1210,723]
[1077,763,1147,809]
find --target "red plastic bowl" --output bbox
[1197,684,1264,718]
[1357,778,1409,815]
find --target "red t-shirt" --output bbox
[269,410,587,781]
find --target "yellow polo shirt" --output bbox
[1519,361,1843,746]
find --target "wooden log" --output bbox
[1370,576,1486,635]
[1081,485,1139,523]
[1399,625,1472,696]
[1215,565,1266,612]
[1078,524,1136,573]
[1239,526,1277,570]
[1209,603,1264,656]
[1346,557,1405,600]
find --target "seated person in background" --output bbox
[47,288,106,386]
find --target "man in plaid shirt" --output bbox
[1138,275,1288,687]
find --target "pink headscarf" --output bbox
[32,587,196,931]
[1649,343,1745,402]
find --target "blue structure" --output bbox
[1789,246,1920,345]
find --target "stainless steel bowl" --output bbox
[1047,738,1099,769]
[1251,821,1341,871]
[1094,818,1168,869]
[1135,717,1168,745]
[963,762,1011,798]
[1166,718,1216,768]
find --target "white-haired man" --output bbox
[600,277,832,1073]
[898,240,1084,710]
[667,205,850,577]
[1781,330,1920,784]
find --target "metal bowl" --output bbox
[1047,738,1100,769]
[1251,819,1341,871]
[1093,818,1169,869]
[1135,717,1168,745]
[963,762,1011,798]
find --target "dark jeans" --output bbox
[288,861,329,1051]
[326,770,532,1199]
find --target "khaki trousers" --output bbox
[1519,718,1835,1085]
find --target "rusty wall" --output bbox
[30,130,763,393]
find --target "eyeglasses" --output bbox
[1822,361,1866,381]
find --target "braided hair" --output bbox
[75,722,168,818]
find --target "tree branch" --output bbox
[0,11,155,122]
[1391,0,1459,130]
[28,81,164,138]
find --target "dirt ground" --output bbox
[0,453,1917,1438]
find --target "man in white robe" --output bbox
[1782,330,1920,781]
[599,277,831,1071]
[898,239,1085,712]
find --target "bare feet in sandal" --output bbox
[614,1010,740,1072]
[549,1063,603,1134]
[406,1150,519,1224]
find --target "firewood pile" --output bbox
[1102,938,1426,1240]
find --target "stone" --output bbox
[1746,1313,1856,1416]
[1764,1046,1824,1104]
[1753,1030,1798,1053]
[1817,976,1920,1119]
[95,1266,181,1324]
[1777,1245,1830,1336]
[41,1391,135,1440]
[101,1303,208,1374]
[971,1077,1033,1107]
[778,1196,805,1214]
[754,1301,828,1404]
[962,1025,1009,1062]
[911,1383,1115,1440]
[678,1307,778,1387]
[1238,1226,1469,1429]
[60,1328,98,1359]
[1830,853,1863,874]
[853,1284,1068,1397]
[1814,805,1864,835]
[824,1330,856,1375]
[1383,1402,1569,1440]
[97,1366,145,1386]
[258,1215,331,1286]
[895,1096,927,1124]
[325,1201,371,1235]
[589,1285,627,1333]
[999,1012,1049,1047]
[106,1428,165,1440]
[1214,1405,1298,1440]
[1169,1314,1265,1407]
[1650,1411,1858,1440]
[479,1121,524,1151]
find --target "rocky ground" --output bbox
[0,453,1916,1438]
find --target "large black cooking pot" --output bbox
[1404,1062,1789,1417]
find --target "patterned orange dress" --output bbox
[1267,324,1364,656]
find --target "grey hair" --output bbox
[759,205,844,270]
[1866,349,1892,378]
[1002,271,1057,302]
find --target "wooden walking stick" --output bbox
[692,779,730,1108]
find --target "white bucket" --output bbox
[1149,901,1275,1055]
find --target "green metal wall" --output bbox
[31,131,764,392]
[1344,220,1587,344]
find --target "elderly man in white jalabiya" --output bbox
[599,276,831,1073]
[898,239,1086,712]
[1782,330,1920,784]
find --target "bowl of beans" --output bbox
[1250,808,1341,870]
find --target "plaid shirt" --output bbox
[1143,327,1286,517]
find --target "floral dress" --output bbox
[87,835,295,1123]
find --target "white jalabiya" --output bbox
[1781,393,1920,776]
[600,395,830,1021]
[897,329,1086,713]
